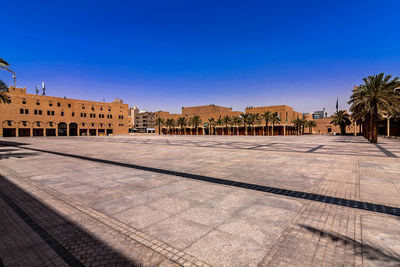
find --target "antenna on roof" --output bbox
[35,85,39,95]
[41,81,46,96]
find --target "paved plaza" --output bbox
[0,135,399,266]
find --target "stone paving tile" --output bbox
[1,135,400,266]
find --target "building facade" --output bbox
[134,111,156,133]
[0,87,130,137]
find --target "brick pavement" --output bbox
[0,135,400,266]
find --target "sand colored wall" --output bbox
[0,87,130,136]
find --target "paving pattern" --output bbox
[0,135,400,266]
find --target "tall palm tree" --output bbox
[349,73,400,143]
[216,117,223,135]
[222,115,231,135]
[307,120,317,134]
[240,113,250,136]
[189,115,202,135]
[165,118,175,135]
[261,111,271,136]
[254,113,262,136]
[0,58,16,88]
[331,110,351,135]
[0,58,9,66]
[270,112,281,136]
[233,116,241,135]
[0,80,10,104]
[208,118,215,135]
[176,117,187,135]
[292,118,303,135]
[155,117,164,135]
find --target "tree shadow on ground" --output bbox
[300,224,400,264]
[0,152,38,160]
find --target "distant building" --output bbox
[0,87,130,137]
[134,110,156,133]
[312,108,327,119]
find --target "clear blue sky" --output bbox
[2,0,400,115]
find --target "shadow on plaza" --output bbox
[0,174,146,266]
[301,225,400,264]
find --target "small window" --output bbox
[34,110,38,115]
[68,104,71,108]
[49,102,53,106]
[22,100,26,104]
[49,122,53,127]
[108,108,111,112]
[72,112,75,117]
[22,121,27,126]
[7,121,12,126]
[61,112,64,116]
[20,109,24,114]
[93,114,96,118]
[37,122,40,126]
[36,101,40,105]
[81,113,83,117]
[51,111,55,116]
[47,110,50,115]
[91,107,95,111]
[84,113,87,117]
[82,123,85,126]
[25,109,29,114]
[91,123,94,127]
[39,110,42,115]
[100,107,103,111]
[57,102,60,107]
[82,105,85,109]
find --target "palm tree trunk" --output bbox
[371,101,378,143]
[272,123,274,136]
[245,124,247,136]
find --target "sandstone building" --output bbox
[0,87,130,137]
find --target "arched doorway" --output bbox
[58,122,67,136]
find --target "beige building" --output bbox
[0,87,130,137]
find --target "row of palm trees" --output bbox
[156,112,317,136]
[349,73,400,143]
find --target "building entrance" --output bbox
[46,129,56,136]
[18,128,31,137]
[58,123,68,136]
[3,128,16,137]
[69,123,78,136]
[33,128,44,136]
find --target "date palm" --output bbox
[331,110,351,135]
[292,118,303,135]
[0,80,10,104]
[240,113,250,136]
[261,111,271,136]
[307,120,317,134]
[155,117,164,135]
[216,117,223,135]
[176,117,187,135]
[223,115,231,135]
[270,112,281,136]
[233,116,241,135]
[349,73,400,143]
[0,58,16,88]
[189,115,202,135]
[208,118,215,135]
[165,118,175,135]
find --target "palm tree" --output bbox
[189,115,202,135]
[165,118,175,135]
[349,73,400,143]
[233,116,241,135]
[331,110,351,135]
[0,58,16,88]
[261,111,271,136]
[155,117,164,135]
[0,58,9,66]
[270,112,281,136]
[307,120,317,134]
[254,113,262,136]
[208,118,215,135]
[222,115,231,135]
[0,80,10,104]
[292,118,303,135]
[176,117,187,135]
[216,117,223,135]
[240,113,250,136]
